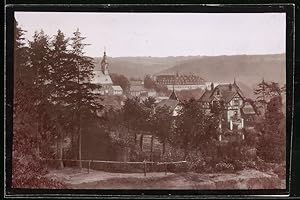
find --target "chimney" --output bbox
[229,83,232,90]
[211,82,214,90]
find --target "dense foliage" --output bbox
[143,74,168,94]
[110,73,130,93]
[12,21,102,188]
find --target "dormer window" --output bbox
[216,89,220,96]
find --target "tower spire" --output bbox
[169,73,178,101]
[169,87,178,101]
[101,48,109,75]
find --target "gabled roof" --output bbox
[91,70,113,85]
[199,90,213,102]
[169,89,178,100]
[199,82,245,103]
[155,99,179,111]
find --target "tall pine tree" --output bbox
[48,29,73,168]
[69,28,102,168]
[28,30,52,156]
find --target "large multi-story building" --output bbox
[155,73,207,91]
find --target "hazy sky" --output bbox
[15,12,286,57]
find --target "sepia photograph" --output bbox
[8,8,291,193]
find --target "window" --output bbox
[233,124,238,130]
[233,100,239,106]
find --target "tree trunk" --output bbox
[150,135,154,170]
[36,120,40,157]
[150,135,154,157]
[140,134,144,151]
[78,113,82,169]
[71,131,74,159]
[184,147,189,160]
[59,126,64,169]
[40,113,44,156]
[162,138,166,156]
[56,121,64,169]
[71,112,75,161]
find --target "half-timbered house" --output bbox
[199,80,257,131]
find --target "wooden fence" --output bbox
[41,158,187,176]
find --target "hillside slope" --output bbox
[157,54,286,88]
[93,56,197,79]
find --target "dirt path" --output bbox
[46,168,285,190]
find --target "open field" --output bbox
[46,168,285,190]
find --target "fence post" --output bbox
[88,160,91,174]
[143,160,147,176]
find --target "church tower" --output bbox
[101,50,109,75]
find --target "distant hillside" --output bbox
[93,54,285,98]
[93,56,199,79]
[157,54,286,90]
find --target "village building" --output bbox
[91,51,124,96]
[129,85,147,97]
[112,85,123,96]
[155,73,207,91]
[129,79,157,100]
[154,88,182,117]
[199,80,257,132]
[129,79,146,97]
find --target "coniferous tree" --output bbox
[122,97,144,145]
[28,30,53,156]
[69,28,102,168]
[13,20,65,189]
[171,99,218,159]
[256,96,285,163]
[254,79,270,115]
[150,106,173,155]
[48,29,72,168]
[268,81,282,97]
[254,79,270,113]
[254,80,284,116]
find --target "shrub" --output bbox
[167,162,189,173]
[12,153,66,189]
[215,161,235,173]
